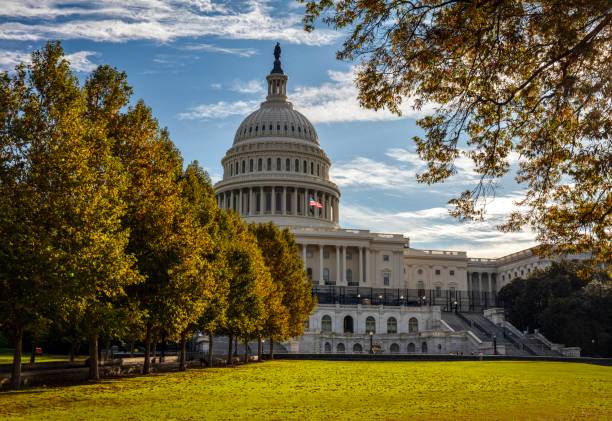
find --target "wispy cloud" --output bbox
[178,99,260,120]
[182,43,257,57]
[292,68,434,124]
[179,66,434,123]
[0,49,99,72]
[331,147,485,191]
[229,79,265,94]
[341,194,535,258]
[0,1,339,45]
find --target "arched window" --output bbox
[258,159,262,171]
[310,162,314,174]
[249,159,253,172]
[365,316,376,334]
[417,281,425,297]
[353,343,363,353]
[267,158,271,171]
[276,158,281,171]
[390,343,400,353]
[324,342,331,353]
[409,317,419,333]
[387,317,397,334]
[343,316,353,333]
[407,343,416,353]
[303,160,307,173]
[241,160,245,173]
[317,164,320,176]
[295,159,299,172]
[337,343,345,353]
[417,268,423,275]
[346,268,353,284]
[286,158,290,171]
[421,342,428,353]
[321,315,332,333]
[323,268,330,284]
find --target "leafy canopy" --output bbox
[302,1,611,266]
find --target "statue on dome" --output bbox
[271,42,284,74]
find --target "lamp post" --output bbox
[493,334,497,355]
[369,331,373,354]
[453,300,458,314]
[422,296,427,307]
[400,295,404,306]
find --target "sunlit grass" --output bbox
[1,360,611,420]
[0,352,85,364]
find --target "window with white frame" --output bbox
[383,271,390,286]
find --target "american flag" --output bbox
[309,197,323,208]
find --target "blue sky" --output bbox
[0,0,536,257]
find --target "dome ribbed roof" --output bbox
[233,101,319,145]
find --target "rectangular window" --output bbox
[450,270,455,276]
[383,255,390,262]
[323,250,330,259]
[435,286,442,298]
[383,272,390,286]
[346,252,352,260]
[435,269,441,275]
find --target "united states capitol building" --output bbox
[213,45,583,357]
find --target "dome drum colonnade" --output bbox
[214,43,340,227]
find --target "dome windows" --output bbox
[295,159,299,172]
[249,159,253,172]
[258,159,262,171]
[276,158,281,171]
[267,158,272,171]
[286,158,290,171]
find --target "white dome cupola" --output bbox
[214,43,340,228]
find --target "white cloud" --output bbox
[291,68,434,124]
[0,49,98,72]
[0,1,339,45]
[178,99,260,120]
[179,66,434,124]
[341,194,535,258]
[182,43,257,57]
[229,79,265,94]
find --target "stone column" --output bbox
[229,190,234,211]
[319,245,324,285]
[271,187,276,214]
[342,246,347,284]
[365,247,370,283]
[303,189,308,216]
[282,187,287,215]
[293,187,298,215]
[239,189,243,215]
[249,188,255,215]
[302,244,307,264]
[258,188,262,214]
[359,246,364,284]
[335,245,340,285]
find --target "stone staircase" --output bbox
[441,311,563,356]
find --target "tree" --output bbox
[302,1,612,266]
[218,212,271,365]
[248,223,314,358]
[499,262,611,356]
[0,42,139,386]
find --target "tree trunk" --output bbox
[143,324,152,375]
[29,343,36,365]
[88,333,99,380]
[10,326,23,389]
[179,332,187,372]
[130,340,135,357]
[161,339,166,363]
[151,341,157,364]
[243,338,248,364]
[257,337,262,362]
[269,337,274,360]
[69,339,77,362]
[227,334,233,365]
[208,333,213,367]
[104,337,111,362]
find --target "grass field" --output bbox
[0,352,85,364]
[1,360,611,420]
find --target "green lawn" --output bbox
[0,353,85,364]
[1,360,611,420]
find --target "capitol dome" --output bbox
[214,43,340,228]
